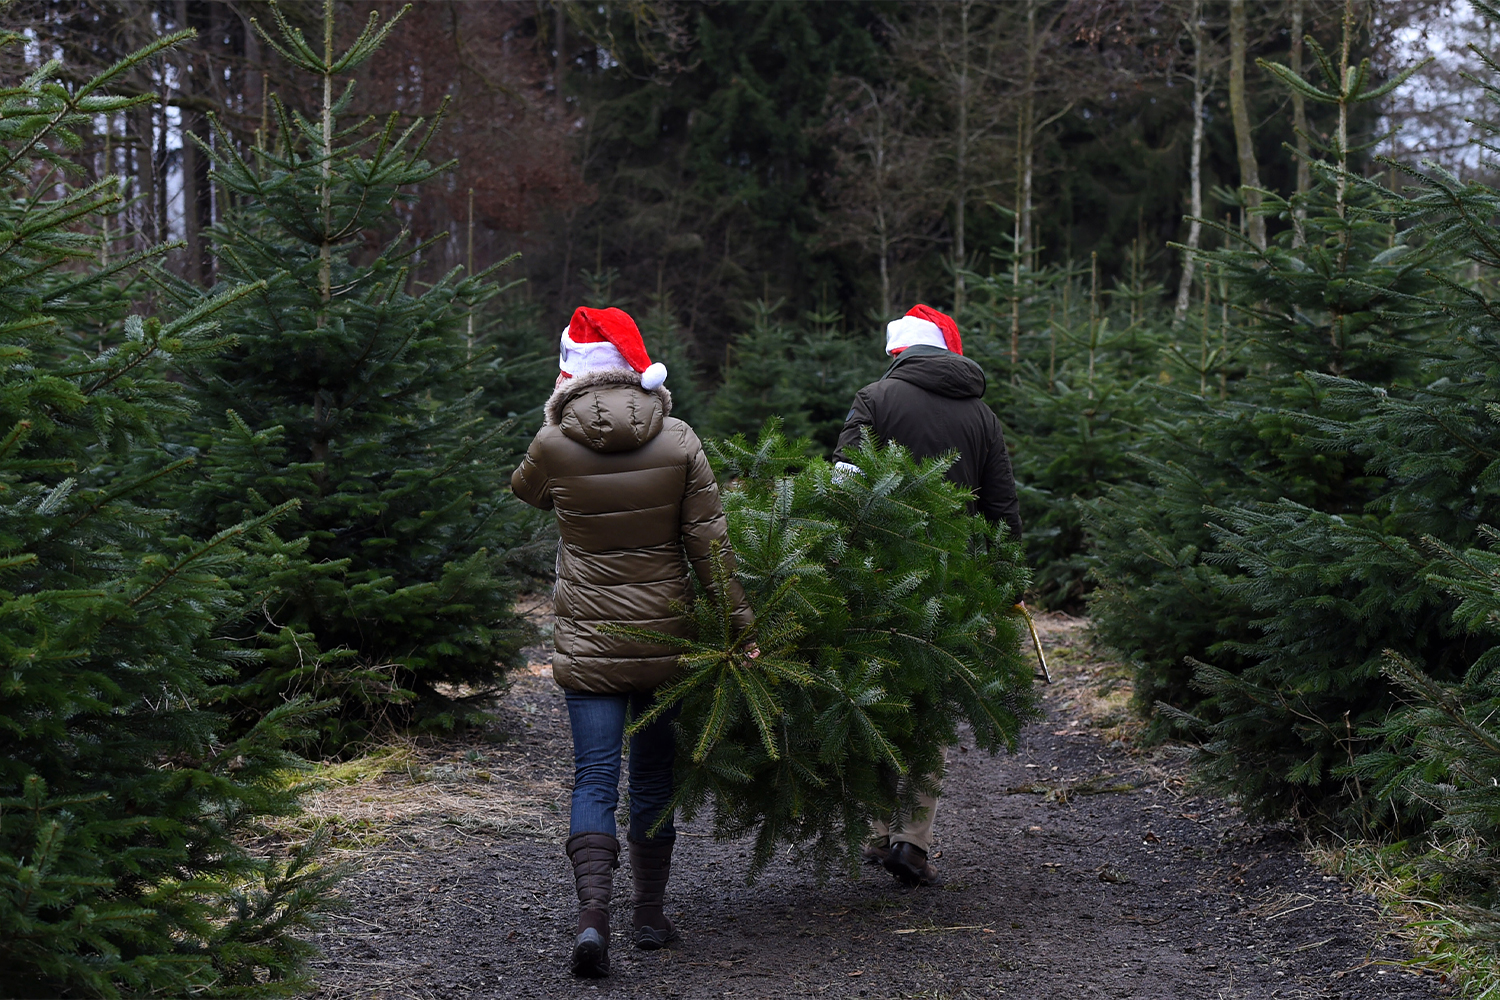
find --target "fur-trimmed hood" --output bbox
[544,368,674,454]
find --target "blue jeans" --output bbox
[564,690,678,843]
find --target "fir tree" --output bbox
[1352,530,1500,949]
[703,300,881,454]
[1082,30,1442,828]
[0,32,336,998]
[625,422,1037,877]
[160,2,531,746]
[964,248,1169,607]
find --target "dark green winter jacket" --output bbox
[834,345,1022,540]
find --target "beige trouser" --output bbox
[870,786,939,853]
[870,749,946,853]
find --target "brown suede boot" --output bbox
[883,841,942,887]
[628,838,680,950]
[566,832,619,977]
[861,835,892,866]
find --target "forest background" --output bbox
[22,0,1493,597]
[10,0,1500,997]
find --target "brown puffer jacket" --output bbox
[510,369,754,694]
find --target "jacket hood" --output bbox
[883,344,987,399]
[545,368,673,453]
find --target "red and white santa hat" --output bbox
[559,306,668,390]
[885,304,963,357]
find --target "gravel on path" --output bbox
[306,616,1447,1000]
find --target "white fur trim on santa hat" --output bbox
[559,327,631,378]
[641,362,668,390]
[885,314,948,356]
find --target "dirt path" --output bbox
[305,616,1446,999]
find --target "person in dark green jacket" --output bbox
[834,304,1022,887]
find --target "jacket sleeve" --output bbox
[832,388,876,466]
[509,431,555,511]
[680,426,755,636]
[979,412,1023,541]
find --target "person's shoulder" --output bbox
[531,423,568,445]
[526,422,579,458]
[660,416,702,449]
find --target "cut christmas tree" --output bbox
[626,422,1037,878]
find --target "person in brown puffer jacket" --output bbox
[511,306,754,978]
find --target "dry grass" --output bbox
[264,593,574,855]
[1028,611,1143,744]
[1307,840,1500,997]
[257,659,572,867]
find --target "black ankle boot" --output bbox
[566,832,619,977]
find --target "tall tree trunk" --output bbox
[554,3,568,110]
[1336,0,1353,220]
[878,214,891,321]
[99,116,112,266]
[133,104,155,250]
[155,74,169,245]
[178,1,200,281]
[1011,0,1037,366]
[1019,0,1037,272]
[871,81,893,319]
[1174,0,1206,325]
[953,0,970,313]
[1290,0,1310,245]
[1228,0,1265,250]
[177,1,212,283]
[319,0,334,308]
[1011,103,1023,368]
[1330,0,1356,373]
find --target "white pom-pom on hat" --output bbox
[641,362,668,390]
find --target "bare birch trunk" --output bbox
[1011,0,1037,367]
[953,0,971,313]
[1331,0,1355,371]
[319,0,334,307]
[1228,0,1266,250]
[1174,0,1206,326]
[1290,0,1310,245]
[309,0,337,476]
